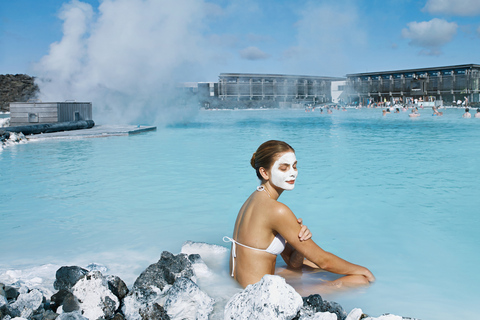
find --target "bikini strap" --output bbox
[223,236,267,277]
[223,236,266,252]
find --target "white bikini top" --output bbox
[223,186,287,277]
[223,234,286,277]
[223,233,286,255]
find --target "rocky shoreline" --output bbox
[0,131,26,151]
[0,74,39,112]
[0,249,416,320]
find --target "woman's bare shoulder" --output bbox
[269,200,295,218]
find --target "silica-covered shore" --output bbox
[0,243,417,320]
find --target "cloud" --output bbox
[402,18,457,55]
[34,0,214,125]
[423,0,480,16]
[239,46,271,60]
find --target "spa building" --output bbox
[204,73,344,108]
[345,64,480,106]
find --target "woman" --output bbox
[225,140,375,290]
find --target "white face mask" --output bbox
[270,152,298,190]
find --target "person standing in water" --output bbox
[224,140,375,290]
[463,108,471,118]
[475,108,480,118]
[432,107,443,116]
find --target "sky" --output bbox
[1,0,479,123]
[1,0,480,80]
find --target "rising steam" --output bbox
[34,0,211,125]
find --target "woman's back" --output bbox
[230,190,281,286]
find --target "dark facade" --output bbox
[216,73,344,108]
[346,64,480,105]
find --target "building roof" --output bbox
[346,64,480,77]
[219,73,345,81]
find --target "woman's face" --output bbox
[270,151,298,190]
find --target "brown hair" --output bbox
[251,140,295,181]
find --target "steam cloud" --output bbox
[281,2,367,77]
[240,46,271,61]
[34,0,212,125]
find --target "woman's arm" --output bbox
[281,243,304,268]
[270,203,375,282]
[281,218,312,268]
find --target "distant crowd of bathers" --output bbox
[303,98,480,118]
[380,105,480,118]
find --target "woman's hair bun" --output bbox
[250,152,256,169]
[250,141,294,181]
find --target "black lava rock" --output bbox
[62,292,80,313]
[140,303,170,320]
[303,294,324,313]
[188,254,202,263]
[4,286,19,300]
[0,282,5,297]
[111,312,125,320]
[54,266,89,291]
[107,275,129,301]
[51,289,80,313]
[0,131,9,143]
[41,309,59,320]
[132,251,195,298]
[302,294,347,320]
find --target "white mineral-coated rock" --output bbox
[56,311,90,320]
[18,286,28,294]
[297,311,337,320]
[72,271,119,320]
[0,294,7,307]
[159,277,214,320]
[311,312,337,320]
[9,289,43,319]
[346,308,364,320]
[224,274,303,320]
[57,306,64,314]
[363,315,403,320]
[181,241,228,270]
[122,285,167,320]
[122,292,145,320]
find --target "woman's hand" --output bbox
[297,218,312,241]
[361,267,376,283]
[349,266,375,283]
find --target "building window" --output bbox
[28,113,39,123]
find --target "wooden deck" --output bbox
[26,125,156,140]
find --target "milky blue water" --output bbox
[1,108,479,319]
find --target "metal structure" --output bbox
[345,64,480,105]
[217,73,344,107]
[9,101,92,126]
